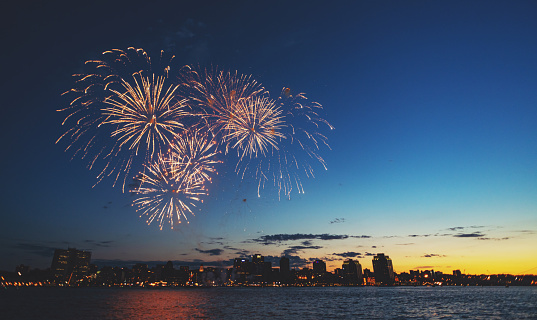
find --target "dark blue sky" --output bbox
[1,0,536,274]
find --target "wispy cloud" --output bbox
[453,232,485,238]
[447,225,485,231]
[13,243,57,257]
[516,230,536,234]
[251,233,350,244]
[84,240,114,248]
[332,251,362,258]
[422,253,446,258]
[282,245,323,256]
[195,248,224,256]
[330,218,346,224]
[413,266,435,269]
[476,237,510,241]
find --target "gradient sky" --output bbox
[1,0,536,275]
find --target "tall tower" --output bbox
[50,248,91,284]
[279,257,290,283]
[312,260,326,275]
[252,254,265,282]
[342,259,362,285]
[372,253,395,285]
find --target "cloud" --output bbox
[413,266,435,269]
[332,251,362,258]
[283,255,310,269]
[516,230,536,234]
[330,218,346,224]
[252,233,350,244]
[453,232,485,238]
[352,235,372,239]
[397,243,414,246]
[203,238,224,246]
[222,246,252,257]
[13,243,57,258]
[447,225,485,231]
[476,237,510,241]
[195,248,224,256]
[422,254,446,258]
[364,252,376,256]
[84,240,114,248]
[282,245,323,256]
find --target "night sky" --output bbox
[1,0,536,275]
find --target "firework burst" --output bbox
[131,154,208,230]
[223,96,285,161]
[102,73,189,158]
[239,88,334,199]
[167,128,222,183]
[57,48,192,189]
[59,50,333,228]
[180,66,267,147]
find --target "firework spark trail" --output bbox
[131,154,209,230]
[167,128,222,183]
[180,66,267,150]
[237,88,334,199]
[223,96,285,161]
[57,48,192,190]
[102,73,189,159]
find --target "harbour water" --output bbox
[2,286,536,319]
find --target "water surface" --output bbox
[2,286,536,319]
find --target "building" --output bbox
[342,259,362,285]
[251,254,272,283]
[279,257,290,283]
[50,248,91,284]
[233,258,251,283]
[372,253,395,285]
[252,254,264,282]
[312,260,326,275]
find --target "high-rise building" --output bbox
[342,259,362,285]
[252,254,264,264]
[233,258,251,283]
[279,257,290,282]
[312,260,326,275]
[252,254,266,282]
[372,253,394,285]
[50,248,91,284]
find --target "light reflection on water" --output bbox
[2,286,536,319]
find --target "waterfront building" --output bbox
[50,248,91,284]
[252,254,265,282]
[233,258,251,283]
[372,253,395,285]
[342,259,362,285]
[132,263,151,283]
[280,257,290,283]
[313,260,326,275]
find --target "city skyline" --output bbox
[6,249,536,289]
[1,1,536,276]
